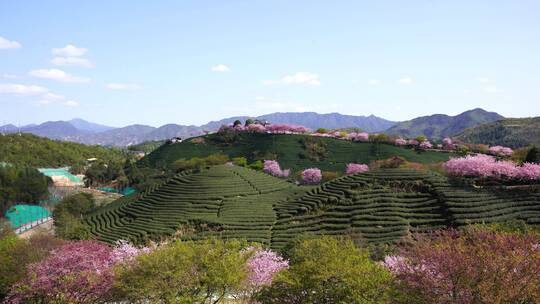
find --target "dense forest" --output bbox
[0,166,50,215]
[0,134,125,168]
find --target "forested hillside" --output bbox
[455,117,540,148]
[0,134,124,167]
[140,132,452,173]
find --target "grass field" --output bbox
[141,133,453,172]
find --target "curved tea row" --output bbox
[86,166,540,248]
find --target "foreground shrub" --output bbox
[384,228,540,304]
[300,168,322,184]
[255,236,394,304]
[113,238,249,303]
[7,240,115,303]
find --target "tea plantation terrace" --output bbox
[86,165,540,248]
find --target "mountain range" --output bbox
[385,108,504,139]
[1,108,517,147]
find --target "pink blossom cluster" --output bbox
[246,248,289,287]
[7,240,152,303]
[395,138,408,146]
[246,123,267,133]
[419,140,433,150]
[301,168,322,184]
[111,240,152,264]
[408,139,419,146]
[263,160,290,178]
[347,132,370,142]
[489,145,514,156]
[443,154,540,180]
[442,137,455,150]
[345,163,369,174]
[7,241,115,303]
[266,123,310,134]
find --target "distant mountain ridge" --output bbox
[385,108,504,139]
[0,109,507,146]
[201,112,396,132]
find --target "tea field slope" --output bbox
[87,166,540,248]
[271,169,540,249]
[85,165,305,244]
[141,133,453,173]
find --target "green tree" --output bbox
[113,238,249,304]
[255,236,395,304]
[232,157,248,167]
[525,146,540,164]
[245,119,254,126]
[53,193,95,240]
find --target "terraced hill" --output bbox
[140,132,453,173]
[85,165,305,245]
[86,166,540,248]
[272,169,540,248]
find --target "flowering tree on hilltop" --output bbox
[247,123,266,133]
[418,140,433,150]
[407,139,419,146]
[263,160,290,178]
[301,168,322,184]
[345,163,369,174]
[395,138,407,146]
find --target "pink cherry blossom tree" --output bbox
[345,163,369,174]
[246,248,289,288]
[489,145,514,156]
[301,168,322,184]
[263,160,290,178]
[395,138,407,146]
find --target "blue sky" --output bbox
[1,0,539,127]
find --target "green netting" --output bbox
[98,187,136,196]
[38,168,83,183]
[5,204,51,228]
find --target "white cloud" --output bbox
[0,36,21,49]
[52,44,87,57]
[211,64,230,72]
[29,69,89,83]
[38,92,79,107]
[263,72,321,86]
[368,79,380,86]
[106,83,140,90]
[63,100,79,107]
[398,77,413,85]
[483,86,499,93]
[0,83,48,95]
[2,74,17,79]
[51,57,94,68]
[477,77,489,83]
